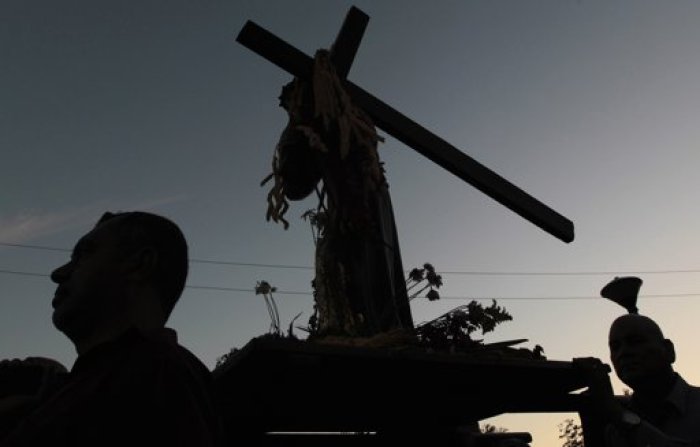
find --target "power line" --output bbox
[0,269,309,296]
[0,269,47,278]
[0,243,69,253]
[442,293,700,301]
[184,284,700,301]
[3,242,700,276]
[0,242,314,270]
[2,268,700,301]
[439,269,700,276]
[185,284,310,296]
[190,259,311,270]
[188,288,700,301]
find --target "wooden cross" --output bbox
[237,6,574,243]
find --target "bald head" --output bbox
[608,314,675,390]
[610,314,665,340]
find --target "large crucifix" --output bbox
[237,6,574,338]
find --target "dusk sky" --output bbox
[3,1,700,445]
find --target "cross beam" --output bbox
[236,9,574,243]
[330,6,369,78]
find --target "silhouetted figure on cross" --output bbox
[238,6,574,338]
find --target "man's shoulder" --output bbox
[121,328,211,379]
[0,330,219,446]
[669,374,700,420]
[97,328,216,420]
[71,327,210,397]
[674,375,700,396]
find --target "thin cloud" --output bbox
[0,210,87,244]
[0,194,193,244]
[110,193,194,214]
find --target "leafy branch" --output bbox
[558,419,584,447]
[301,208,328,246]
[406,263,443,301]
[415,300,513,352]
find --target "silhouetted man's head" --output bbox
[50,212,188,350]
[608,314,675,390]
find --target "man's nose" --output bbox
[50,262,71,284]
[614,342,634,359]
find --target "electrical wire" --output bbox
[0,242,313,270]
[3,242,700,276]
[2,268,700,301]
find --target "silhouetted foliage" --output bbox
[556,386,630,446]
[287,312,303,338]
[416,300,513,352]
[425,289,440,302]
[301,208,328,245]
[215,348,240,369]
[255,281,282,335]
[558,418,584,447]
[406,263,443,301]
[482,423,508,433]
[297,281,321,337]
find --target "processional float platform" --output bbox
[214,337,590,436]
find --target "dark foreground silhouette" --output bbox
[576,284,700,447]
[0,212,222,446]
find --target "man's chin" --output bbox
[52,307,79,337]
[51,311,68,334]
[619,375,639,389]
[619,371,655,391]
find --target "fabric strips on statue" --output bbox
[261,49,385,231]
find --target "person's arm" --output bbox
[573,358,698,447]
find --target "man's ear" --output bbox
[126,247,158,281]
[664,338,676,364]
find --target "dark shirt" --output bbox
[631,374,700,442]
[1,328,222,447]
[606,375,700,447]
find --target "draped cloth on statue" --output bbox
[313,183,413,336]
